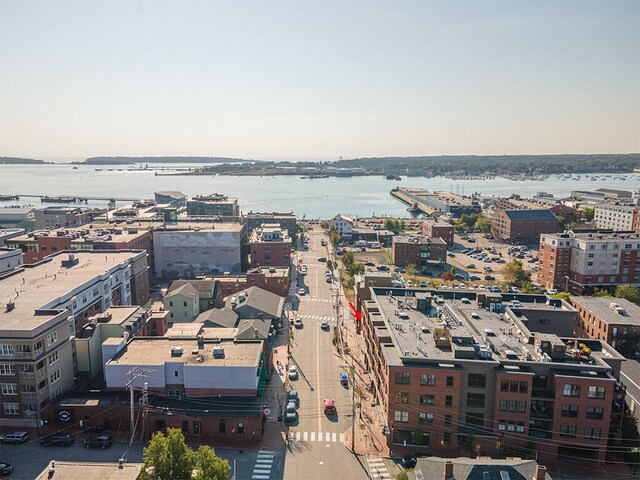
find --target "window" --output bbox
[395,392,409,404]
[466,393,485,408]
[510,381,518,392]
[219,420,226,433]
[419,412,433,423]
[169,301,174,307]
[446,376,454,387]
[445,395,453,407]
[1,384,18,395]
[0,345,14,356]
[468,374,486,388]
[518,401,526,413]
[174,371,179,377]
[443,432,452,444]
[237,422,244,434]
[559,425,577,437]
[563,384,580,397]
[47,332,58,346]
[183,301,187,307]
[586,406,604,419]
[500,380,509,392]
[50,369,60,384]
[499,399,507,411]
[419,394,435,405]
[561,405,579,417]
[585,427,601,439]
[519,381,528,393]
[395,372,410,384]
[508,400,517,412]
[420,374,436,386]
[48,351,59,365]
[588,386,606,399]
[444,415,452,426]
[3,403,19,415]
[394,411,409,422]
[0,365,15,375]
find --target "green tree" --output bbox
[520,281,534,294]
[582,206,595,222]
[552,292,572,301]
[474,215,492,233]
[194,445,231,480]
[450,265,457,276]
[320,220,330,231]
[502,260,531,287]
[348,262,365,276]
[593,288,612,298]
[615,285,640,305]
[329,228,340,248]
[395,470,409,480]
[405,263,416,276]
[341,251,354,267]
[326,260,335,270]
[556,215,568,232]
[384,218,401,233]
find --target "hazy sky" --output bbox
[1,0,638,159]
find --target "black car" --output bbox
[84,434,113,449]
[40,433,74,446]
[399,454,418,469]
[0,462,13,476]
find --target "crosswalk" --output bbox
[289,431,345,444]
[298,314,333,321]
[367,457,391,480]
[251,450,276,480]
[299,297,333,303]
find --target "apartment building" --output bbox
[491,209,557,244]
[360,288,624,463]
[187,194,239,217]
[594,203,636,231]
[0,248,23,275]
[538,231,640,294]
[570,296,640,357]
[392,235,447,268]
[154,191,187,208]
[330,214,354,237]
[249,224,291,268]
[34,207,92,229]
[245,212,297,238]
[0,250,149,431]
[421,220,454,245]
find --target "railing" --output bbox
[21,392,36,399]
[19,372,35,380]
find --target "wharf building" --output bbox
[491,209,557,244]
[153,191,187,208]
[34,206,93,230]
[0,248,23,275]
[392,235,447,268]
[0,250,149,431]
[359,287,624,463]
[537,230,640,294]
[398,189,481,218]
[187,194,239,217]
[249,224,292,268]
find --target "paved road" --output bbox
[284,228,375,480]
[1,439,282,479]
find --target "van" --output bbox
[0,431,28,444]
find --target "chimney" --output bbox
[444,461,454,479]
[534,465,547,480]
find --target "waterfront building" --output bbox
[421,219,454,245]
[0,228,25,246]
[0,208,34,226]
[595,188,632,200]
[249,224,291,268]
[34,206,92,229]
[187,194,239,217]
[0,248,23,275]
[538,230,640,294]
[491,209,557,244]
[0,250,149,431]
[392,235,447,268]
[154,191,187,208]
[594,203,636,231]
[360,288,624,463]
[245,212,296,238]
[330,214,354,237]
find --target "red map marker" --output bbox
[348,302,362,321]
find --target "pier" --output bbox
[390,187,431,214]
[14,194,141,202]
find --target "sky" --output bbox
[0,0,638,159]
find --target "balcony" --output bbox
[21,392,36,399]
[19,371,35,380]
[530,406,553,420]
[531,388,554,399]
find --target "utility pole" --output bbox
[350,367,356,452]
[126,368,147,446]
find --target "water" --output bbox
[0,164,636,218]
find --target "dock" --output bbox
[16,194,141,202]
[390,188,432,214]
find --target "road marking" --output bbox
[303,431,308,441]
[366,457,391,480]
[318,432,323,442]
[339,433,345,443]
[311,431,315,441]
[332,432,337,442]
[252,451,276,480]
[296,431,301,441]
[325,432,330,443]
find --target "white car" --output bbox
[547,288,558,295]
[321,320,329,330]
[300,266,307,275]
[298,288,306,295]
[288,366,298,380]
[294,317,303,328]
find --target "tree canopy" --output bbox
[502,260,531,287]
[141,428,229,480]
[614,285,640,305]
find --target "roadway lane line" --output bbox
[316,315,322,431]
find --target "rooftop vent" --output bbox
[61,253,79,268]
[6,302,15,312]
[170,346,184,357]
[213,346,225,358]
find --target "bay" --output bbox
[0,164,637,219]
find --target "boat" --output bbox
[386,174,402,180]
[0,195,19,201]
[407,201,421,213]
[41,195,76,203]
[72,166,78,169]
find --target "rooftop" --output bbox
[154,191,186,199]
[9,225,152,245]
[501,209,556,221]
[571,296,640,326]
[107,337,262,367]
[35,461,143,480]
[151,221,244,233]
[0,251,145,334]
[415,456,554,480]
[394,235,447,245]
[189,194,237,203]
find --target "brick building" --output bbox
[421,220,454,245]
[538,231,640,294]
[491,209,557,244]
[391,235,447,268]
[570,296,640,357]
[248,224,291,268]
[360,288,624,463]
[34,207,92,229]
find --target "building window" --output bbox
[563,384,580,397]
[0,365,15,375]
[585,427,601,439]
[0,345,14,356]
[3,403,19,415]
[0,384,18,395]
[47,332,58,346]
[395,392,409,404]
[395,372,410,384]
[445,395,453,407]
[443,432,452,444]
[50,369,61,384]
[561,405,579,417]
[420,374,436,386]
[219,420,226,433]
[394,411,409,423]
[510,381,519,392]
[500,380,509,392]
[559,425,577,437]
[468,374,486,389]
[508,400,517,412]
[588,386,606,399]
[419,394,435,405]
[169,301,174,307]
[48,351,59,365]
[446,376,454,387]
[519,381,528,393]
[586,407,604,419]
[517,401,526,413]
[466,393,485,408]
[419,412,433,423]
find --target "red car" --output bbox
[323,398,335,414]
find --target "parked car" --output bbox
[41,434,75,447]
[547,289,558,295]
[465,263,475,269]
[419,281,427,287]
[288,366,298,380]
[323,398,336,414]
[298,287,306,295]
[84,434,113,449]
[287,390,299,406]
[321,320,329,330]
[0,432,28,444]
[318,257,327,262]
[300,265,307,275]
[0,462,13,476]
[364,261,375,267]
[399,454,418,469]
[340,371,349,387]
[484,275,495,281]
[468,275,481,281]
[285,402,298,423]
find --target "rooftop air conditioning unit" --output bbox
[212,346,225,358]
[170,346,184,357]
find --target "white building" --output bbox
[0,248,23,275]
[594,203,636,231]
[330,214,354,237]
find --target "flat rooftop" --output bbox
[151,221,244,233]
[571,296,640,326]
[107,337,262,367]
[35,461,143,480]
[0,251,144,333]
[394,235,446,245]
[369,288,621,368]
[10,225,151,245]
